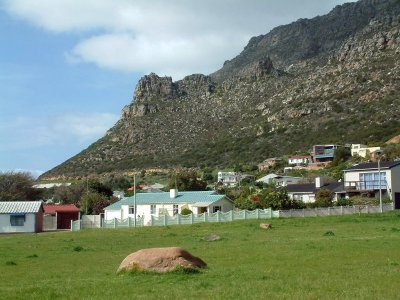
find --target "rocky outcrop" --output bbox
[40,0,400,179]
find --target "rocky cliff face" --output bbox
[41,0,400,179]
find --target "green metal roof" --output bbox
[105,191,226,210]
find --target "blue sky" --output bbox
[0,0,354,177]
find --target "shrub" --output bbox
[315,189,334,207]
[181,208,192,215]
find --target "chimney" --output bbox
[315,177,323,189]
[170,189,178,198]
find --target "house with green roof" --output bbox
[104,189,233,225]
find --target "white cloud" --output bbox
[2,0,355,79]
[0,112,119,151]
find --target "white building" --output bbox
[104,190,234,225]
[0,201,43,233]
[343,161,400,208]
[351,144,382,158]
[288,155,311,166]
[217,172,239,186]
[256,173,303,187]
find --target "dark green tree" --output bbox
[315,188,334,207]
[0,172,41,201]
[168,170,207,191]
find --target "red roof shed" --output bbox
[43,204,80,230]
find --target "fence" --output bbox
[70,204,394,231]
[80,215,102,229]
[150,208,277,227]
[277,203,393,218]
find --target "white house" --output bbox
[288,155,311,166]
[286,177,345,203]
[104,190,234,225]
[256,173,303,187]
[218,172,238,186]
[343,161,400,208]
[0,201,43,233]
[351,144,382,158]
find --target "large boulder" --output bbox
[117,247,207,273]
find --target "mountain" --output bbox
[41,0,400,179]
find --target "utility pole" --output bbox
[134,175,137,227]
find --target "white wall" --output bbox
[289,193,315,203]
[0,213,37,233]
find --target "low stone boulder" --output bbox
[260,223,272,229]
[117,247,207,273]
[202,234,221,242]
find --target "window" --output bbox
[10,214,25,226]
[213,206,221,213]
[360,172,386,190]
[173,205,179,215]
[128,206,135,214]
[150,205,156,214]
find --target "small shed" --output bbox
[0,201,43,233]
[43,204,80,230]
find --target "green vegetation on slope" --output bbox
[1,212,400,299]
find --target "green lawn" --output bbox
[1,212,400,299]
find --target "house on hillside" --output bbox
[217,172,254,186]
[258,158,282,171]
[311,144,348,163]
[344,161,400,209]
[286,177,345,203]
[288,155,311,166]
[351,144,382,159]
[104,189,234,225]
[218,172,239,186]
[43,204,80,230]
[256,173,303,187]
[0,201,43,233]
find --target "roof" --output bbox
[44,204,79,213]
[288,155,310,159]
[286,182,344,194]
[344,161,400,172]
[105,191,227,210]
[0,201,43,214]
[256,173,302,183]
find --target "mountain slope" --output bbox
[41,0,400,179]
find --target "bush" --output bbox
[315,189,334,207]
[181,208,192,215]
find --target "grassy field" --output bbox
[1,212,400,299]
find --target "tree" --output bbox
[53,184,86,206]
[80,192,114,215]
[315,189,334,207]
[0,172,41,201]
[331,147,351,167]
[168,170,207,191]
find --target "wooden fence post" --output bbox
[270,208,273,219]
[128,217,131,227]
[164,215,167,226]
[217,211,220,222]
[231,210,233,221]
[191,213,194,224]
[244,210,247,220]
[114,218,117,228]
[257,209,260,219]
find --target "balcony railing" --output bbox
[344,180,387,191]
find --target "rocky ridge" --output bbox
[41,0,400,179]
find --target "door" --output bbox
[395,193,400,209]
